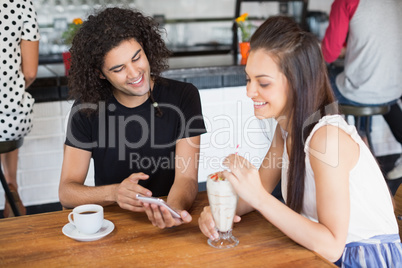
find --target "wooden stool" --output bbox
[0,139,24,216]
[339,104,391,154]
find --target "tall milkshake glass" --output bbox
[206,172,239,248]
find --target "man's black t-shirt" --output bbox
[65,78,206,196]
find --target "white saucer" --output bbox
[62,219,115,242]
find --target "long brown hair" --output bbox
[250,16,336,212]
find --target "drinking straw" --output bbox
[235,144,239,155]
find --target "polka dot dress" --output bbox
[0,0,40,141]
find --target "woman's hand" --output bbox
[222,154,266,209]
[198,206,241,240]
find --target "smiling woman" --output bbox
[245,49,290,120]
[198,16,402,267]
[59,7,206,230]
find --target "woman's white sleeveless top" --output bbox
[281,115,398,243]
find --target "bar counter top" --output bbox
[30,54,246,103]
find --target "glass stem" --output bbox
[218,230,233,240]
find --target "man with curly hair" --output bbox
[59,7,206,229]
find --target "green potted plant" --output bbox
[61,18,83,75]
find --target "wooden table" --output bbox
[0,192,336,267]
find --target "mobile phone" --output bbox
[136,194,181,218]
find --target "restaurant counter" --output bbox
[30,54,246,103]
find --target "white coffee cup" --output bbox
[68,204,104,235]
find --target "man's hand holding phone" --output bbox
[137,194,192,229]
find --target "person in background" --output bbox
[321,0,402,180]
[59,7,206,229]
[0,0,40,217]
[385,96,402,179]
[198,16,401,267]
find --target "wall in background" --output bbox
[34,0,334,56]
[308,0,332,13]
[5,101,73,208]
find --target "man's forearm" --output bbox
[59,182,118,209]
[166,178,198,211]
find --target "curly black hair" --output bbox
[67,7,171,105]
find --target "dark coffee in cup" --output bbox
[79,211,97,215]
[68,204,104,234]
